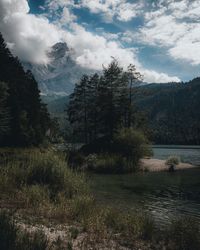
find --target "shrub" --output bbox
[86,153,126,173]
[0,150,89,206]
[67,150,86,169]
[114,128,152,162]
[165,156,180,166]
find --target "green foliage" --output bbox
[114,128,152,165]
[0,82,10,136]
[86,153,126,174]
[0,149,89,207]
[165,156,180,166]
[132,78,200,145]
[70,195,95,221]
[0,33,50,146]
[81,128,152,173]
[68,60,146,143]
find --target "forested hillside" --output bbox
[44,78,200,145]
[0,33,50,146]
[133,79,200,145]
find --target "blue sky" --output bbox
[1,0,200,83]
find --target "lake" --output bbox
[90,146,200,227]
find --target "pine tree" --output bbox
[0,81,10,136]
[68,75,90,143]
[126,64,143,127]
[67,59,144,144]
[0,33,50,146]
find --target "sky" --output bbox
[0,0,200,83]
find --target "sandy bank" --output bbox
[140,158,198,172]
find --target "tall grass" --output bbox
[86,153,139,174]
[0,149,90,216]
[0,149,199,249]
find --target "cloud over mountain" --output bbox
[0,0,184,84]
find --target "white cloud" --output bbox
[0,0,180,83]
[142,69,180,83]
[62,23,138,70]
[46,0,142,23]
[60,7,77,24]
[0,0,62,64]
[139,0,200,65]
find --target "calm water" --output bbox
[153,145,200,166]
[90,146,200,227]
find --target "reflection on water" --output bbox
[90,147,200,227]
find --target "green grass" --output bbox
[86,153,139,174]
[0,149,90,219]
[0,148,199,249]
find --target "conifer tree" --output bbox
[0,33,50,146]
[0,81,10,136]
[67,59,144,143]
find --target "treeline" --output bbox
[0,33,50,146]
[68,60,148,143]
[132,79,200,145]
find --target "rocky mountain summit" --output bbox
[24,42,91,95]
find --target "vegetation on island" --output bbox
[67,59,151,173]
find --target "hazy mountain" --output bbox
[23,42,92,95]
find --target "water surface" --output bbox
[90,146,200,227]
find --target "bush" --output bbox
[67,150,85,169]
[86,153,134,174]
[0,150,89,206]
[86,153,121,173]
[165,156,180,166]
[114,128,152,164]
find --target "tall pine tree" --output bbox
[0,33,50,146]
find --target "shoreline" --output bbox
[140,158,199,172]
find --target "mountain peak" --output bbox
[48,42,69,60]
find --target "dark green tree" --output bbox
[67,59,145,143]
[68,75,90,143]
[126,64,143,127]
[0,33,50,146]
[0,81,10,136]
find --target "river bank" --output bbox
[140,158,198,172]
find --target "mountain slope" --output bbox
[23,42,92,95]
[133,79,200,144]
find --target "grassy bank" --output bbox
[0,148,200,249]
